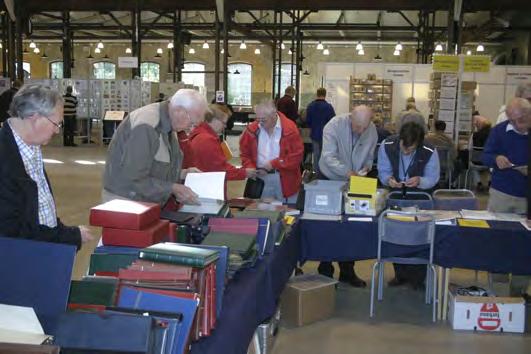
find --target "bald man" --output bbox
[317,105,378,287]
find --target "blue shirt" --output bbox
[482,120,528,197]
[377,142,440,190]
[306,99,335,142]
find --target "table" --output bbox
[192,224,300,354]
[298,217,531,320]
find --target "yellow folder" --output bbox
[457,219,490,228]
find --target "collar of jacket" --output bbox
[189,121,217,140]
[158,101,172,134]
[246,112,296,138]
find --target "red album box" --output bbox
[102,219,169,248]
[90,199,161,230]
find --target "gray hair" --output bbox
[9,84,63,119]
[515,83,531,98]
[255,100,277,118]
[506,97,531,118]
[351,105,373,124]
[169,88,208,113]
[397,111,427,133]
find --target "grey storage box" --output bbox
[303,180,346,215]
[256,306,281,354]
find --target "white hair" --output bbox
[254,100,277,117]
[169,88,208,113]
[351,105,373,124]
[10,84,63,119]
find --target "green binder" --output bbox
[69,279,118,306]
[88,254,137,275]
[139,243,220,268]
[202,232,257,260]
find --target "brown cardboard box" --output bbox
[281,274,337,327]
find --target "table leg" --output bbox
[442,268,450,321]
[437,266,443,320]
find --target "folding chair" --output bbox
[386,191,434,210]
[436,148,453,189]
[370,210,437,322]
[433,189,479,211]
[462,137,489,189]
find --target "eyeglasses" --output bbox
[44,116,63,129]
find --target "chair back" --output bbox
[377,210,435,263]
[468,136,486,168]
[433,189,479,210]
[386,191,434,210]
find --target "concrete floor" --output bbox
[41,139,530,354]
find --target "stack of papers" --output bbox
[459,210,495,220]
[180,172,226,215]
[0,304,51,345]
[301,213,342,221]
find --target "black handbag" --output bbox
[243,177,264,199]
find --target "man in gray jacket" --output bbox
[318,105,378,287]
[102,89,209,206]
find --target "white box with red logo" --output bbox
[448,288,526,333]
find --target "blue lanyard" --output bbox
[400,151,416,181]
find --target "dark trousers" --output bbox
[393,264,426,285]
[318,261,358,279]
[63,115,76,146]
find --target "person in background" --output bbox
[318,105,378,288]
[472,115,492,149]
[396,105,426,133]
[377,121,440,289]
[0,80,21,125]
[103,89,209,206]
[305,87,336,174]
[189,103,256,197]
[276,86,299,123]
[373,117,391,143]
[483,97,530,301]
[0,84,93,249]
[496,83,531,124]
[425,120,456,162]
[240,100,303,203]
[63,86,78,147]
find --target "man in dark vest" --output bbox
[377,120,440,289]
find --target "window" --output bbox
[228,63,252,106]
[15,62,31,79]
[182,62,205,88]
[141,62,160,82]
[274,63,296,97]
[93,61,116,79]
[50,61,63,79]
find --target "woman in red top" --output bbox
[189,104,256,193]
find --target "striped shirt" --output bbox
[63,94,77,117]
[10,122,58,227]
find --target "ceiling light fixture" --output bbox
[33,47,40,54]
[316,41,324,50]
[393,49,400,56]
[281,42,286,50]
[233,69,240,75]
[29,41,36,49]
[303,70,310,76]
[125,47,132,54]
[357,48,365,56]
[41,51,48,58]
[240,41,246,49]
[395,42,403,51]
[97,41,104,49]
[94,47,101,54]
[202,41,209,49]
[221,48,224,54]
[476,43,485,52]
[156,48,163,55]
[167,41,174,49]
[355,41,363,51]
[188,47,195,54]
[323,48,330,56]
[466,49,472,56]
[254,48,261,55]
[435,43,443,52]
[288,48,293,55]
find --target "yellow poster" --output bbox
[464,56,490,73]
[432,55,460,72]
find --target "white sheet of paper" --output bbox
[347,217,373,222]
[184,172,226,200]
[436,220,455,226]
[520,221,531,231]
[0,304,52,345]
[459,209,495,220]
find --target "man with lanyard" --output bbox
[377,120,440,289]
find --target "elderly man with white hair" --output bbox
[0,84,93,249]
[317,105,378,288]
[496,82,531,124]
[103,88,209,205]
[239,100,304,203]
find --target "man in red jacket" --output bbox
[240,100,304,202]
[189,104,256,196]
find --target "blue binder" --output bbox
[52,311,155,353]
[0,236,76,332]
[189,244,229,318]
[118,286,199,354]
[257,218,275,255]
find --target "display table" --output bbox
[192,224,300,354]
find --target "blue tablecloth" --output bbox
[299,218,531,275]
[192,224,300,354]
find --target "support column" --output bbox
[7,16,15,81]
[62,11,72,78]
[15,14,23,81]
[1,14,7,77]
[175,11,182,82]
[222,8,229,97]
[271,11,277,100]
[132,9,141,78]
[214,9,220,91]
[276,11,283,98]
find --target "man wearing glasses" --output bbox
[103,88,209,206]
[0,84,93,249]
[240,100,304,202]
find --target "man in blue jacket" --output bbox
[306,88,335,174]
[483,97,529,301]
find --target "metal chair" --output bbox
[370,210,437,321]
[386,191,434,210]
[463,137,489,189]
[433,189,479,211]
[436,148,453,189]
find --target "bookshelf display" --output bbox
[350,76,393,122]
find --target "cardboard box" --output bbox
[345,188,388,216]
[448,287,525,333]
[281,274,337,327]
